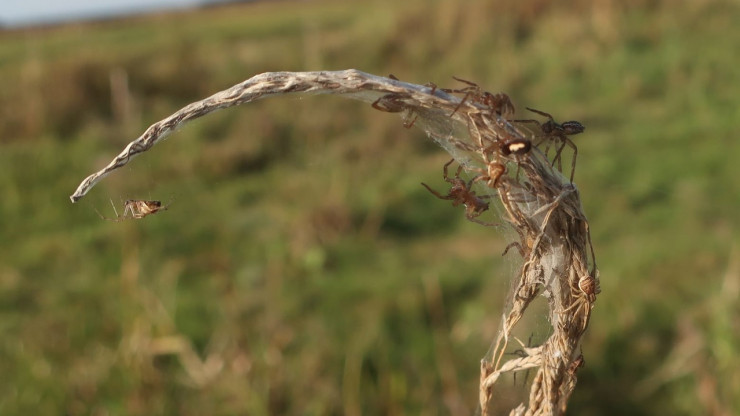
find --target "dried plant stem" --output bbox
[69,70,458,202]
[70,70,599,415]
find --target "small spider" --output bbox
[421,159,497,227]
[96,198,172,222]
[567,353,585,377]
[561,272,600,331]
[576,272,600,303]
[515,107,584,182]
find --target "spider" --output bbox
[371,92,410,113]
[471,158,507,189]
[96,198,172,222]
[469,133,532,190]
[370,74,439,129]
[561,272,600,332]
[567,352,585,377]
[500,136,532,156]
[444,77,515,118]
[515,107,584,182]
[421,159,498,227]
[371,92,421,128]
[576,272,600,303]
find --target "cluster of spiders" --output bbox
[420,78,585,228]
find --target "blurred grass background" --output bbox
[1,0,739,414]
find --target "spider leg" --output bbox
[370,97,384,111]
[96,209,125,222]
[421,183,453,200]
[551,139,566,172]
[512,162,523,184]
[160,198,175,211]
[550,136,578,182]
[561,297,592,332]
[502,241,526,257]
[95,199,127,222]
[453,163,464,181]
[424,82,438,95]
[467,215,500,227]
[522,368,532,388]
[110,198,120,218]
[441,159,455,181]
[511,119,542,130]
[449,138,477,152]
[122,202,136,219]
[470,174,491,187]
[525,107,554,120]
[371,96,392,112]
[449,91,472,117]
[451,76,478,87]
[95,208,120,222]
[565,137,578,183]
[402,113,418,129]
[560,297,585,316]
[465,174,484,189]
[539,138,554,161]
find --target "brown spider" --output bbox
[96,198,172,222]
[444,77,515,118]
[576,272,600,303]
[371,92,409,113]
[500,136,532,156]
[561,272,600,331]
[371,92,418,128]
[421,159,498,227]
[567,353,585,377]
[471,159,507,189]
[370,75,439,129]
[515,107,584,182]
[469,133,532,190]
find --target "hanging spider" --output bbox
[421,159,498,227]
[371,76,441,129]
[515,107,585,182]
[371,92,419,128]
[96,198,172,222]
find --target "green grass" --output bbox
[1,0,739,414]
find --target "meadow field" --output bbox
[1,0,739,414]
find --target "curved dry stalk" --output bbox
[69,70,599,415]
[69,70,463,202]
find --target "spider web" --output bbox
[394,92,558,391]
